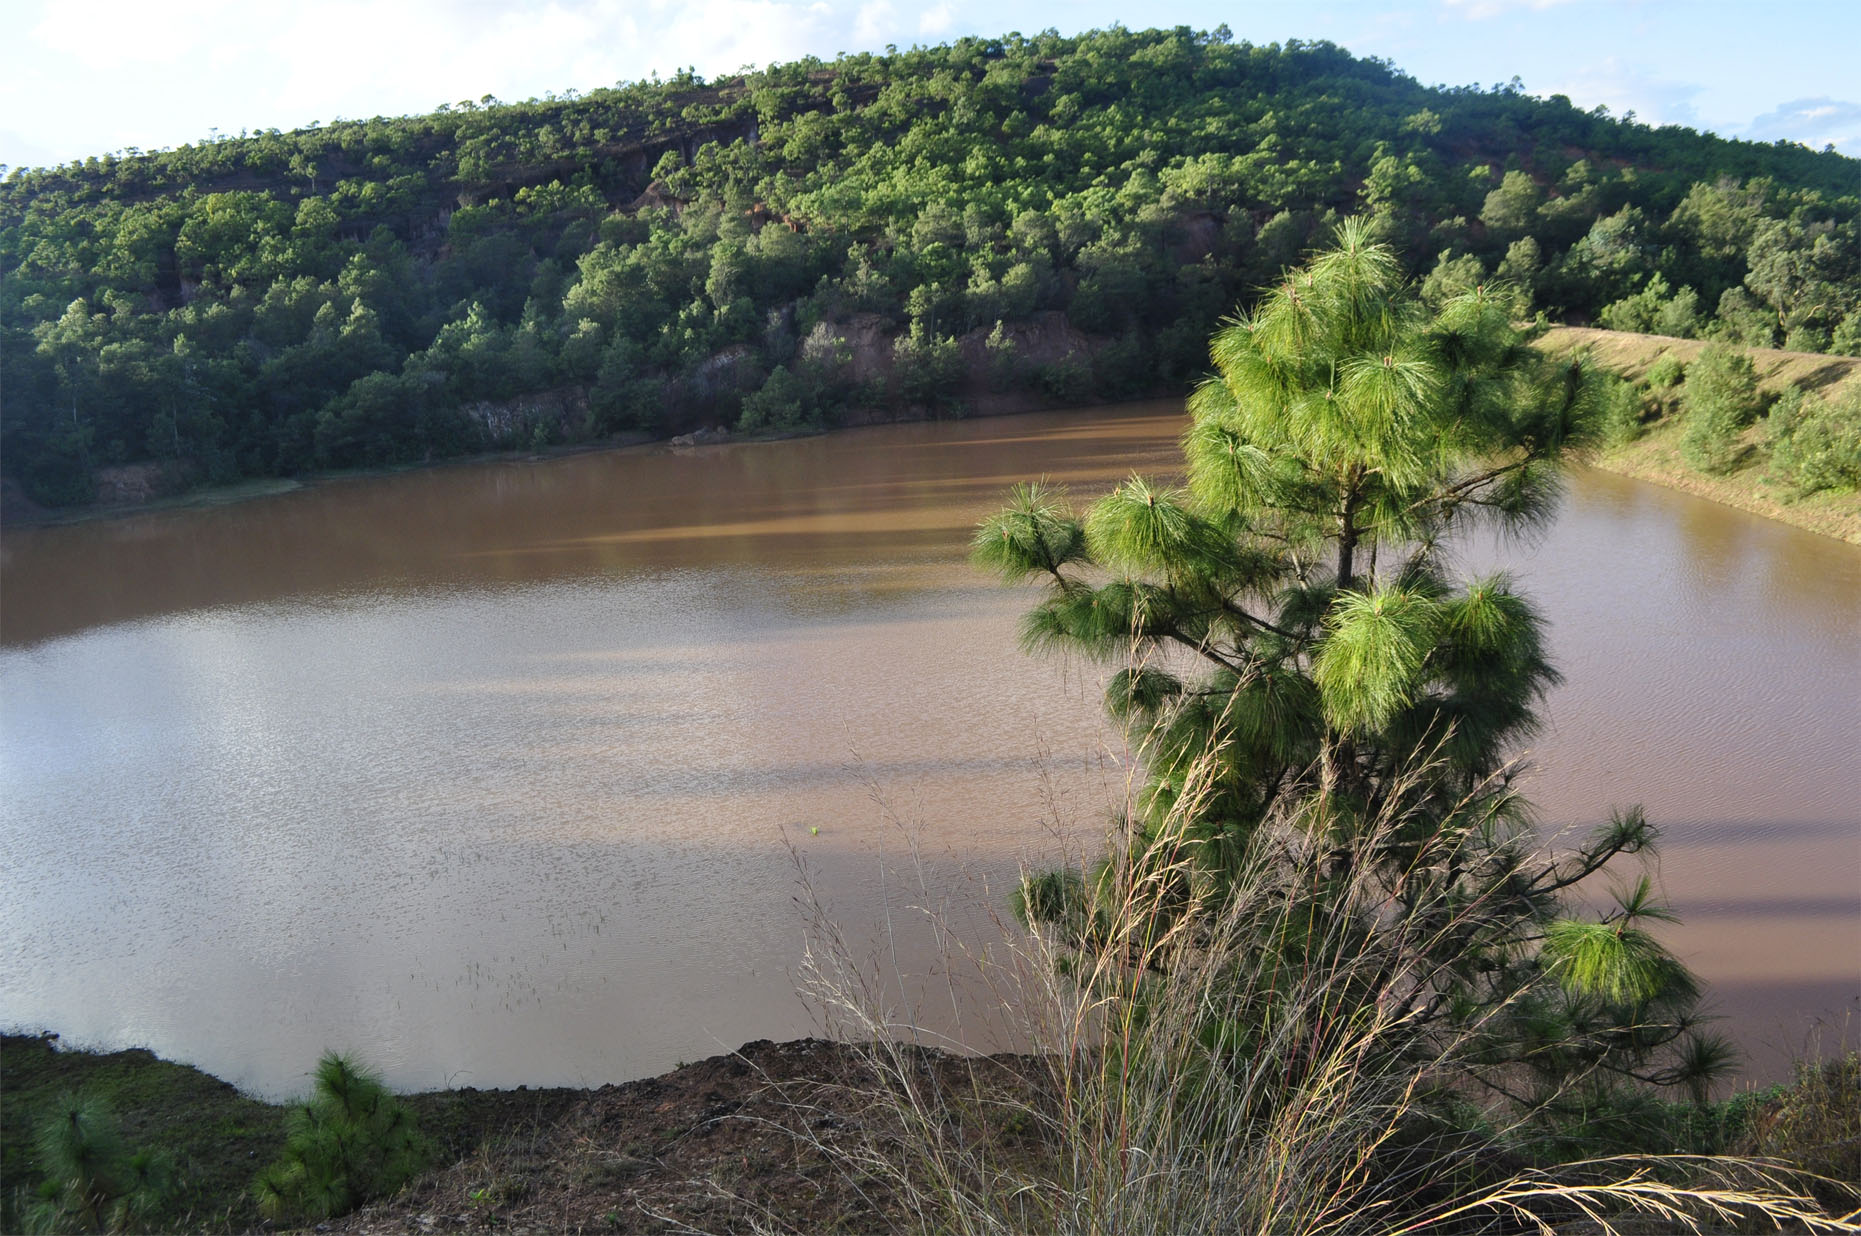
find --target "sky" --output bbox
[3,0,1859,173]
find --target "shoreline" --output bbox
[7,1028,1849,1235]
[1536,325,1861,546]
[1590,427,1861,545]
[0,1030,993,1234]
[8,385,1857,546]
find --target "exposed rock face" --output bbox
[460,387,591,442]
[689,344,758,399]
[956,310,1094,371]
[93,461,195,506]
[667,426,732,447]
[801,313,895,384]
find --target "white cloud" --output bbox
[918,3,955,35]
[1744,97,1861,153]
[1538,57,1703,130]
[851,1,896,45]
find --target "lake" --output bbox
[2,403,1856,1097]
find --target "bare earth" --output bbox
[324,1039,1038,1236]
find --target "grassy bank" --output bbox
[1,1034,285,1232]
[1536,326,1861,544]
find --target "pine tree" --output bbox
[252,1052,429,1222]
[974,220,1731,1140]
[24,1093,172,1234]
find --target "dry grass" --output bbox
[790,748,1861,1236]
[1741,1047,1861,1220]
[1536,328,1861,400]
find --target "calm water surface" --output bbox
[2,404,1856,1096]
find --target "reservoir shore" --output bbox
[6,327,1858,544]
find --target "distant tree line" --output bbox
[3,27,1858,505]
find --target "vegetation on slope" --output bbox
[1536,325,1861,541]
[4,27,1859,508]
[0,1034,577,1233]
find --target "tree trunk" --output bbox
[1335,472,1363,592]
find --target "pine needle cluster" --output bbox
[251,1052,430,1222]
[20,1093,173,1234]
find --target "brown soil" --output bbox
[326,1039,1039,1236]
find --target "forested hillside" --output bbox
[4,26,1859,506]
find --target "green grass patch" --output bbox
[1,1034,286,1233]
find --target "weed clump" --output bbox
[1745,1050,1861,1214]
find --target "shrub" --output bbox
[1745,1051,1861,1213]
[1679,344,1762,473]
[1767,386,1861,496]
[251,1052,429,1223]
[1645,353,1688,392]
[737,363,817,432]
[1596,370,1645,447]
[1036,357,1094,405]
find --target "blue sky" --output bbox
[3,0,1858,173]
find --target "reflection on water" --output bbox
[2,405,1856,1094]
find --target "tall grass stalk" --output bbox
[792,736,1858,1235]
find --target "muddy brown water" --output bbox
[2,403,1856,1097]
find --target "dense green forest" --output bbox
[4,26,1859,506]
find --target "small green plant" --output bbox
[1595,369,1645,446]
[21,1092,173,1234]
[1645,352,1688,392]
[251,1051,430,1222]
[1679,343,1762,473]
